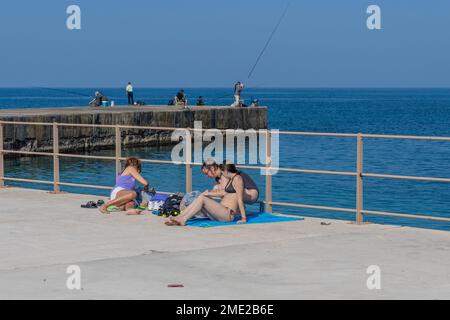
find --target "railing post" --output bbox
[115,126,122,176]
[0,122,4,188]
[356,133,364,225]
[265,130,273,213]
[185,129,192,194]
[52,123,61,194]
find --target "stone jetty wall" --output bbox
[0,106,268,153]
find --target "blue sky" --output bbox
[0,0,449,87]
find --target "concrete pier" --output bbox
[0,187,449,300]
[0,105,268,152]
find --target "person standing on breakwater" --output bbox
[126,82,134,105]
[232,81,245,107]
[99,157,149,215]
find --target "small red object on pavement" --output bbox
[168,284,184,288]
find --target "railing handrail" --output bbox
[3,119,450,141]
[1,120,450,224]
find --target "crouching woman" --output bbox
[99,157,149,215]
[165,162,259,226]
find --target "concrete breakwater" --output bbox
[0,106,268,153]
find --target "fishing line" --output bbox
[198,3,290,105]
[247,1,291,80]
[35,87,92,98]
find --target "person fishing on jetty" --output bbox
[89,91,104,107]
[99,157,150,215]
[174,89,188,108]
[126,82,134,105]
[165,161,259,226]
[232,81,245,107]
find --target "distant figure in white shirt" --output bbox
[232,81,244,107]
[126,82,134,105]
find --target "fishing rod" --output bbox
[35,87,92,98]
[247,1,291,80]
[26,4,290,106]
[207,2,291,105]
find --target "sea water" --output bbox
[2,87,450,231]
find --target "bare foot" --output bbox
[126,209,142,216]
[99,205,109,214]
[164,216,186,226]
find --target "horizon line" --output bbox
[1,86,450,90]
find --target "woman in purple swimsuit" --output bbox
[99,157,149,215]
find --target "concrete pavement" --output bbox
[0,187,449,299]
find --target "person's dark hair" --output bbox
[201,159,219,171]
[219,161,239,174]
[177,90,186,101]
[124,157,142,173]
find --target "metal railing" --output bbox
[1,120,450,224]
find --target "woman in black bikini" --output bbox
[165,162,259,226]
[201,160,229,192]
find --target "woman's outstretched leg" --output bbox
[166,195,206,225]
[166,195,231,226]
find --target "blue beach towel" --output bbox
[186,213,303,228]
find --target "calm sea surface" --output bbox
[2,87,450,230]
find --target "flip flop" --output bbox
[107,205,121,212]
[81,201,97,209]
[137,205,147,211]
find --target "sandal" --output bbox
[107,205,121,213]
[81,201,97,209]
[81,200,106,209]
